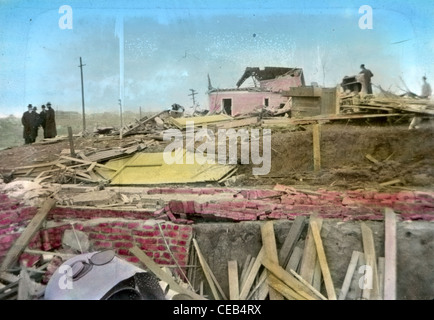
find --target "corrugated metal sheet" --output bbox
[101,150,236,185]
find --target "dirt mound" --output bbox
[0,122,433,191]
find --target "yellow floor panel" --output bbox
[101,150,236,185]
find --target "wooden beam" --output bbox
[261,257,318,300]
[299,215,323,284]
[228,260,239,300]
[260,221,284,300]
[278,216,306,268]
[193,238,227,300]
[0,198,56,272]
[130,246,206,300]
[239,247,264,300]
[289,268,327,300]
[378,257,385,300]
[384,208,397,300]
[360,222,380,300]
[352,253,365,300]
[240,257,255,290]
[312,123,321,171]
[310,220,337,300]
[67,127,76,157]
[239,254,251,289]
[312,259,322,291]
[338,251,361,300]
[267,274,306,300]
[286,246,303,273]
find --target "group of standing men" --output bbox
[21,102,57,144]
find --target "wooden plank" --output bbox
[352,253,365,300]
[384,208,397,300]
[312,259,322,291]
[310,220,337,300]
[289,268,327,300]
[130,246,206,300]
[360,222,380,300]
[312,123,321,171]
[260,221,284,300]
[0,198,56,272]
[67,127,76,157]
[240,257,255,290]
[192,239,225,300]
[254,271,269,300]
[239,254,251,288]
[338,251,361,300]
[267,274,306,300]
[228,260,239,300]
[239,247,264,300]
[18,268,32,300]
[246,271,267,300]
[299,215,323,284]
[286,246,303,273]
[378,257,385,300]
[261,257,318,300]
[278,216,306,268]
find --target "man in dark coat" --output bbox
[359,64,374,94]
[21,104,33,144]
[39,105,47,138]
[45,102,57,138]
[29,106,40,143]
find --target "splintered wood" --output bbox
[220,216,341,300]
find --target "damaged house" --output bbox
[207,67,305,116]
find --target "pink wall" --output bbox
[208,73,303,116]
[208,91,287,116]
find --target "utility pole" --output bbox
[189,89,198,112]
[78,57,86,133]
[119,99,123,139]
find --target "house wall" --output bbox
[208,91,287,116]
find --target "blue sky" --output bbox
[0,0,433,117]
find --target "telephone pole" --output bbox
[79,57,86,133]
[189,89,198,108]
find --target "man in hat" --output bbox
[359,64,374,94]
[29,106,40,143]
[21,104,33,144]
[45,102,57,138]
[409,76,432,129]
[421,76,432,99]
[39,105,47,138]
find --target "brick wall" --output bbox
[0,193,192,279]
[1,186,433,276]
